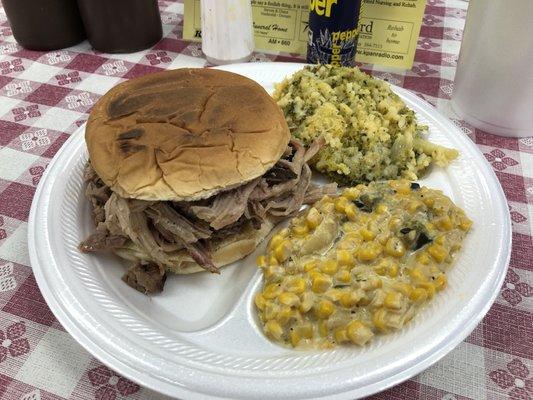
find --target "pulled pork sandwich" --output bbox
[80,68,336,294]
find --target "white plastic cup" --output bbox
[200,0,254,65]
[451,0,533,138]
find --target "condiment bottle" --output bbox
[3,0,86,51]
[76,0,162,53]
[200,0,254,65]
[307,0,362,66]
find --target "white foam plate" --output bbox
[28,63,511,399]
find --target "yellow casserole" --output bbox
[255,180,472,349]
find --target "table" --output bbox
[0,1,531,399]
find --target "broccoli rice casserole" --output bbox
[273,65,459,185]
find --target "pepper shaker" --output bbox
[200,0,254,65]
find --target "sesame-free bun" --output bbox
[85,68,290,201]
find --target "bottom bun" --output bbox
[113,218,276,275]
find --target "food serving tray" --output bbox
[28,62,511,399]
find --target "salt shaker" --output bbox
[200,0,254,65]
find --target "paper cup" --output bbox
[451,0,533,138]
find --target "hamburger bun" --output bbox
[86,68,290,202]
[112,217,275,274]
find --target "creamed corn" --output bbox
[255,180,472,349]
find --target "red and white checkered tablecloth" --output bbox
[0,0,531,399]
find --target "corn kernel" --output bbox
[334,197,349,213]
[396,182,411,195]
[334,328,349,343]
[290,330,301,347]
[409,267,426,283]
[279,292,300,307]
[386,312,406,330]
[322,202,335,214]
[373,262,388,276]
[377,232,391,245]
[312,274,332,293]
[286,278,306,294]
[459,217,473,231]
[388,263,399,278]
[423,197,435,207]
[320,195,333,204]
[314,299,335,319]
[263,283,282,299]
[347,320,374,346]
[269,234,284,250]
[318,320,328,337]
[417,253,431,265]
[344,203,357,221]
[320,259,338,275]
[292,223,309,237]
[428,244,447,262]
[375,204,388,214]
[389,217,402,230]
[256,255,267,268]
[407,200,423,213]
[357,213,370,226]
[296,323,314,338]
[342,187,360,201]
[385,237,406,258]
[337,270,351,283]
[264,265,280,279]
[300,293,314,313]
[435,235,445,245]
[393,282,414,297]
[436,216,453,231]
[268,255,279,266]
[358,295,371,306]
[306,207,323,230]
[373,308,388,331]
[277,306,293,325]
[254,293,266,310]
[429,264,441,275]
[418,281,436,299]
[384,291,404,310]
[357,243,382,262]
[410,287,428,304]
[434,274,447,291]
[303,260,318,272]
[264,320,283,340]
[339,291,361,308]
[308,270,322,280]
[359,228,376,241]
[274,240,292,263]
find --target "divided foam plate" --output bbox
[28,62,511,400]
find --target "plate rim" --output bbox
[28,62,512,400]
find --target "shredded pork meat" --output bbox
[80,139,337,294]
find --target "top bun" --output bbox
[85,68,290,201]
